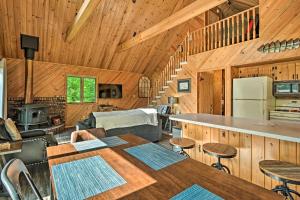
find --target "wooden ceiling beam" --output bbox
[65,0,101,42]
[117,0,226,52]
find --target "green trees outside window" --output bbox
[67,76,96,103]
[83,78,96,102]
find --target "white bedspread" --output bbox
[92,108,158,130]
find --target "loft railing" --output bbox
[148,6,260,105]
[189,5,259,55]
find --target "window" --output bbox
[138,76,151,98]
[67,76,96,103]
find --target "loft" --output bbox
[0,0,299,199]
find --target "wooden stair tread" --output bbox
[259,160,300,183]
[169,138,195,149]
[180,61,188,65]
[202,143,237,158]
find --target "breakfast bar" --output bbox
[170,114,300,193]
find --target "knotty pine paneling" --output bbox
[0,0,203,76]
[183,123,300,198]
[157,0,300,115]
[158,63,198,114]
[6,58,147,127]
[237,60,300,82]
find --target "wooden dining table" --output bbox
[47,134,282,200]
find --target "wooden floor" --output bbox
[1,163,50,200]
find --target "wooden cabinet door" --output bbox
[187,124,196,159]
[258,65,273,78]
[273,64,290,81]
[239,67,259,78]
[194,125,203,163]
[296,63,300,80]
[198,72,214,114]
[288,63,296,80]
[202,126,211,165]
[182,123,188,137]
[195,141,203,163]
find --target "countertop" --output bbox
[169,114,300,143]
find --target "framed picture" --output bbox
[177,78,191,93]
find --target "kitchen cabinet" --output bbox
[258,65,273,78]
[296,63,300,80]
[273,64,289,81]
[288,63,296,80]
[273,62,299,81]
[239,66,259,78]
[178,121,300,196]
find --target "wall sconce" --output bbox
[258,38,300,53]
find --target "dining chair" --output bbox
[1,158,43,200]
[70,128,106,143]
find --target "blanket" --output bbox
[93,108,158,130]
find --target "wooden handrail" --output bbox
[189,5,259,54]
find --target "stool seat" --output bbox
[259,160,300,184]
[169,138,195,149]
[202,143,237,158]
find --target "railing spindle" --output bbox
[237,14,240,43]
[211,25,213,50]
[217,22,220,48]
[247,10,250,41]
[253,8,256,39]
[242,12,245,42]
[231,17,233,44]
[197,30,200,54]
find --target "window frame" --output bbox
[66,75,97,104]
[138,76,151,98]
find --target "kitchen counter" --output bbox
[170,113,300,143]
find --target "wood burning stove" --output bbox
[17,104,49,131]
[16,34,50,131]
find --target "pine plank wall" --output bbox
[6,58,148,126]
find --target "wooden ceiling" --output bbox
[0,0,257,76]
[0,0,203,76]
[217,0,258,18]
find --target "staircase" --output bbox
[148,5,259,106]
[148,38,188,106]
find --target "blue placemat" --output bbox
[52,156,126,200]
[72,139,107,152]
[124,143,186,170]
[100,136,128,147]
[171,184,223,200]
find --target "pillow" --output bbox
[0,118,11,141]
[5,118,22,141]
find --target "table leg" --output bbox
[50,180,54,200]
[169,119,172,133]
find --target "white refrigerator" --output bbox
[233,76,274,120]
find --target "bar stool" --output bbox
[202,143,237,174]
[259,160,300,200]
[169,138,195,157]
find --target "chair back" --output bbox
[1,159,43,200]
[71,129,105,143]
